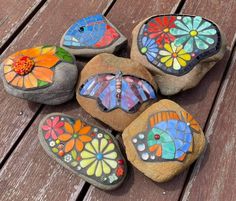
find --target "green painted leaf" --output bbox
[56,47,74,63]
[52,148,58,153]
[37,80,49,87]
[71,150,77,160]
[71,161,78,167]
[104,134,110,140]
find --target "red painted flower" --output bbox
[147,16,176,46]
[116,167,124,176]
[42,116,64,140]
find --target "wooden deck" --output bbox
[0,0,235,200]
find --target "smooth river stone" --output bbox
[60,14,127,57]
[131,15,227,95]
[76,53,158,131]
[0,45,78,105]
[38,113,127,190]
[122,99,206,182]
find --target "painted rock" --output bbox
[60,14,127,57]
[76,53,158,131]
[0,45,78,105]
[131,15,227,95]
[38,113,127,190]
[122,99,206,182]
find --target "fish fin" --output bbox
[181,111,201,133]
[156,145,162,157]
[188,142,193,152]
[149,144,158,152]
[177,153,186,161]
[149,111,179,128]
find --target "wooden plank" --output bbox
[0,0,45,50]
[181,49,236,201]
[84,0,236,200]
[0,0,113,200]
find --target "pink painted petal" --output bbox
[44,131,51,139]
[51,130,57,140]
[42,125,51,131]
[55,128,64,135]
[52,116,59,127]
[55,121,64,128]
[46,119,52,127]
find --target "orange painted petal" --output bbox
[79,126,91,135]
[3,58,13,66]
[28,73,38,88]
[65,139,75,153]
[24,74,33,88]
[32,67,53,83]
[18,77,23,88]
[75,139,84,152]
[4,71,16,83]
[64,122,74,134]
[34,55,59,68]
[9,52,22,60]
[4,65,13,74]
[74,119,82,132]
[79,135,92,142]
[10,76,21,87]
[58,134,72,141]
[20,47,41,58]
[41,46,56,55]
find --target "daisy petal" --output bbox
[197,21,212,32]
[87,160,97,176]
[174,35,190,47]
[195,36,209,50]
[193,16,202,30]
[100,138,108,153]
[64,122,74,133]
[183,17,193,30]
[173,58,181,70]
[34,54,59,68]
[20,47,41,58]
[32,67,53,83]
[28,73,38,88]
[104,151,117,159]
[81,150,95,159]
[80,158,96,168]
[79,126,91,135]
[104,159,118,169]
[74,119,82,132]
[65,139,75,153]
[85,142,96,154]
[75,139,84,151]
[103,143,115,154]
[184,38,194,53]
[199,29,217,36]
[58,134,72,141]
[95,161,102,177]
[102,160,111,174]
[4,71,16,83]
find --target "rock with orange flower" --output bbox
[38,113,127,190]
[76,53,158,131]
[131,15,226,95]
[0,45,78,105]
[122,99,206,182]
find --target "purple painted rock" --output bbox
[131,15,227,95]
[76,53,158,131]
[38,113,127,190]
[60,14,127,57]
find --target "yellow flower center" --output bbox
[12,56,34,76]
[172,53,178,58]
[190,30,198,37]
[163,28,169,33]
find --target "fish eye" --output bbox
[78,26,85,32]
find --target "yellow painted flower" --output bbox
[80,138,118,177]
[159,43,191,70]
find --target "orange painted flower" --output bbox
[2,46,74,89]
[58,119,92,153]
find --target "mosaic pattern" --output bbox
[79,71,157,113]
[40,114,126,186]
[2,46,74,90]
[137,15,221,76]
[132,111,201,162]
[62,14,120,49]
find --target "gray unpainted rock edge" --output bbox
[38,112,128,190]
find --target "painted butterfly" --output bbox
[79,71,157,113]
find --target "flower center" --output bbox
[141,47,148,54]
[154,134,160,140]
[163,28,169,33]
[12,56,34,76]
[190,30,198,37]
[73,134,78,138]
[172,53,178,58]
[96,153,103,160]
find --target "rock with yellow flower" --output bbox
[0,45,78,105]
[38,113,127,190]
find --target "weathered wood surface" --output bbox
[0,0,113,200]
[0,0,45,50]
[181,50,236,201]
[84,0,236,201]
[0,0,235,200]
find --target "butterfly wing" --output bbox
[63,14,106,48]
[79,74,118,112]
[121,76,157,112]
